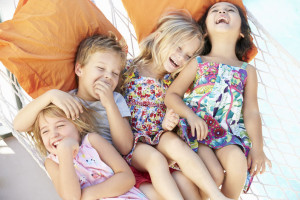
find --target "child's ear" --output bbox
[75,63,83,76]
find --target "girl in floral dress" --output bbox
[165,2,272,199]
[123,11,232,200]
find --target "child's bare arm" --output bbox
[94,80,133,155]
[45,138,81,200]
[162,108,179,131]
[108,113,133,156]
[165,59,208,140]
[81,133,135,200]
[243,65,272,175]
[13,89,82,132]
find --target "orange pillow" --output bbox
[0,0,125,98]
[121,0,257,62]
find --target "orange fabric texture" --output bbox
[0,0,124,98]
[122,0,257,62]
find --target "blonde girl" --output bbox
[30,104,147,199]
[123,11,231,200]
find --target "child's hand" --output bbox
[57,138,79,158]
[186,113,208,141]
[162,109,179,131]
[94,80,114,108]
[48,89,83,120]
[247,147,272,176]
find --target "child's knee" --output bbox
[162,132,187,152]
[212,168,225,187]
[147,150,168,167]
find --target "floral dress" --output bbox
[177,56,253,193]
[123,65,173,163]
[48,134,147,199]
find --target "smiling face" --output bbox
[162,36,201,74]
[75,51,123,101]
[206,2,242,37]
[39,115,80,155]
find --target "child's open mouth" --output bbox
[169,57,179,68]
[52,141,60,148]
[216,16,229,24]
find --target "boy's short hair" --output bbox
[75,33,127,69]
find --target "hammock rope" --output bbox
[0,1,299,199]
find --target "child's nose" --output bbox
[218,9,226,14]
[105,72,112,79]
[50,129,59,138]
[178,53,186,62]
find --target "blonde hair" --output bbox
[29,104,96,156]
[124,10,203,84]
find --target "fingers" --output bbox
[94,80,112,100]
[250,163,257,176]
[195,126,201,141]
[189,119,208,141]
[52,92,83,120]
[73,147,79,158]
[165,123,174,131]
[68,100,83,120]
[65,99,83,120]
[249,158,272,176]
[261,158,272,174]
[266,159,272,169]
[260,162,266,174]
[202,123,208,140]
[191,124,196,138]
[196,121,208,141]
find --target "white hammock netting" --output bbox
[0,0,299,199]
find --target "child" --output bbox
[123,11,231,200]
[13,34,133,156]
[30,103,147,199]
[165,2,272,199]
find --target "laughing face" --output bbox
[75,51,123,101]
[39,115,80,155]
[206,2,242,35]
[163,36,201,74]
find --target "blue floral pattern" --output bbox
[178,57,253,192]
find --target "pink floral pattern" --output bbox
[123,65,173,163]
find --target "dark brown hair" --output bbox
[197,4,252,61]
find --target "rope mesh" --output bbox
[0,0,299,199]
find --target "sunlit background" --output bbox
[244,0,300,62]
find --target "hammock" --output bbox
[0,0,299,199]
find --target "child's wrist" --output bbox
[251,143,263,151]
[103,100,117,111]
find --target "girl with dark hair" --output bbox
[165,2,271,199]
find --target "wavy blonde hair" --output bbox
[123,10,203,86]
[29,104,96,156]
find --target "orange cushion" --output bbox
[0,0,125,98]
[121,0,257,62]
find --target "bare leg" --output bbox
[131,142,184,200]
[139,183,164,200]
[172,171,202,200]
[216,145,247,199]
[156,132,232,200]
[197,144,225,199]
